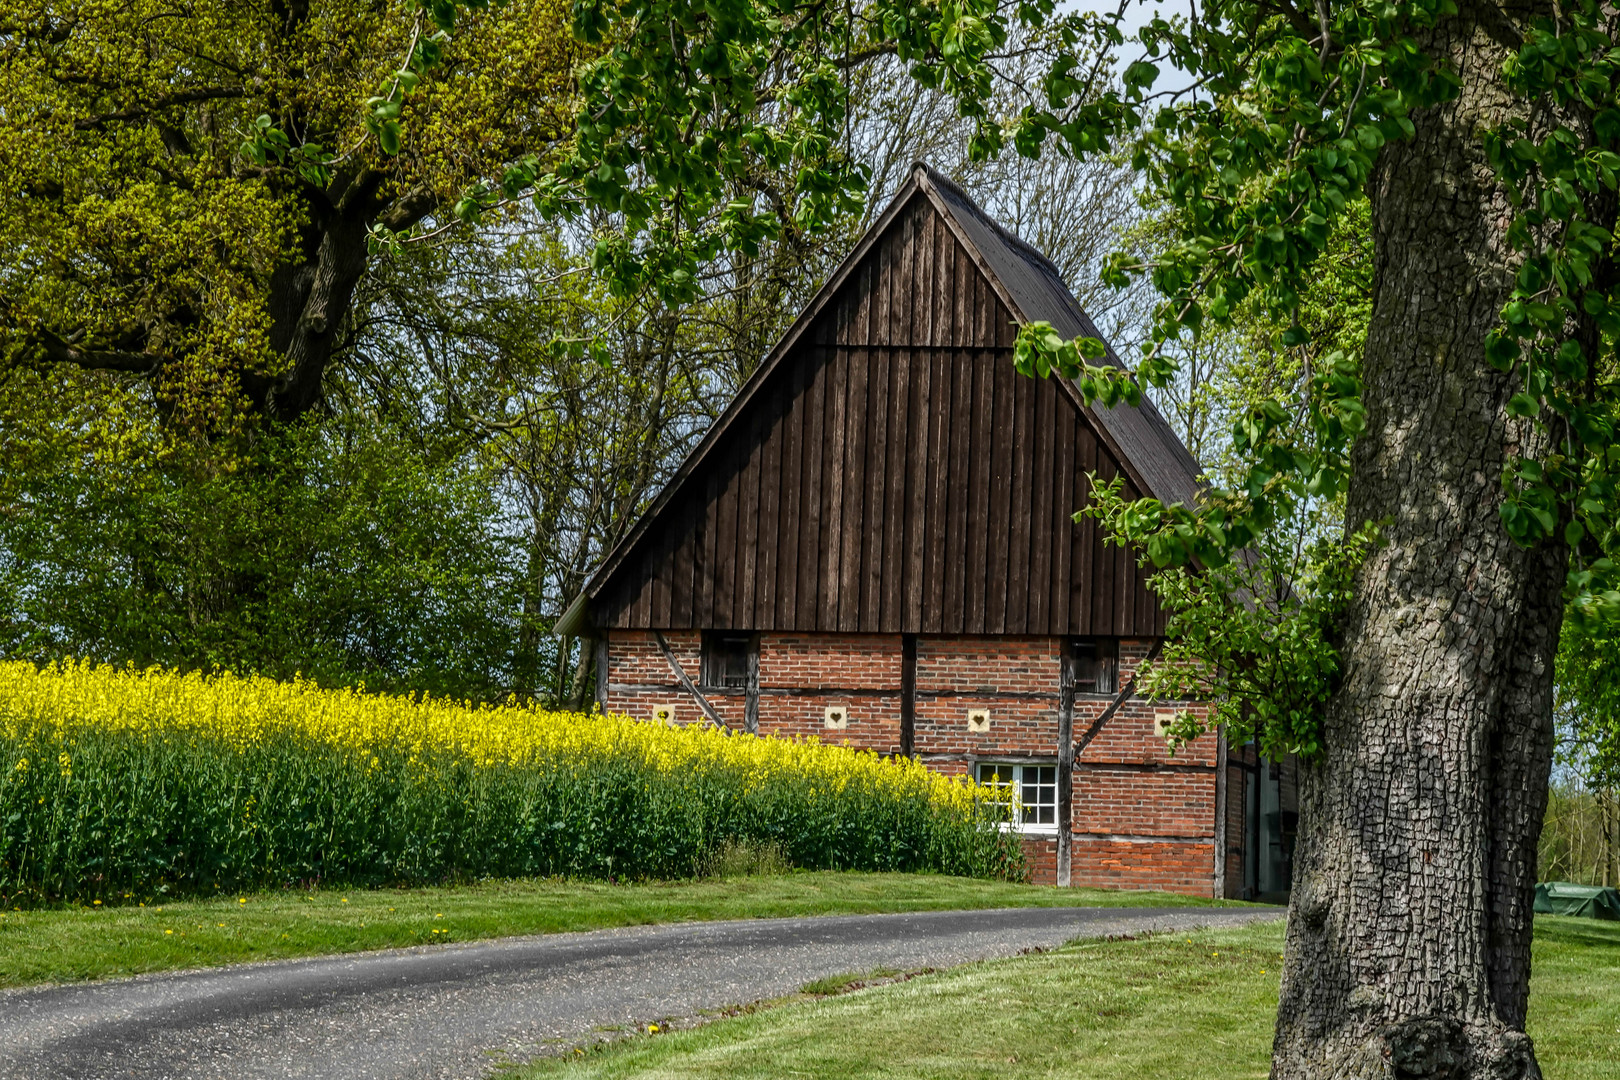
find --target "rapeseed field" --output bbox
[0,662,1020,905]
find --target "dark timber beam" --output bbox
[900,634,917,757]
[653,631,726,729]
[1056,641,1077,888]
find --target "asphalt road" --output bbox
[0,905,1277,1080]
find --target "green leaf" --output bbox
[1507,392,1540,418]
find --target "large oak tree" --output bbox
[416,0,1619,1074]
[0,0,580,431]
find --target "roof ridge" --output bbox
[913,162,1072,288]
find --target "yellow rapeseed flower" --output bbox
[0,660,989,817]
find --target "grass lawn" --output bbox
[514,916,1620,1080]
[0,871,1245,988]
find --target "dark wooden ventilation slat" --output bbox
[1028,378,1055,632]
[859,226,891,631]
[943,342,972,632]
[696,467,719,626]
[736,385,763,628]
[984,339,1014,635]
[821,333,848,632]
[670,497,695,624]
[651,512,673,628]
[755,385,781,629]
[839,345,868,633]
[931,206,953,347]
[965,344,992,636]
[883,347,911,631]
[714,440,740,627]
[1074,421,1097,636]
[861,346,888,633]
[777,358,804,628]
[1005,367,1033,635]
[1050,402,1074,632]
[922,347,951,634]
[901,344,931,633]
[1093,452,1117,635]
[883,209,920,631]
[798,346,826,630]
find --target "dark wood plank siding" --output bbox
[594,190,1164,636]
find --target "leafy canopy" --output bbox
[382,0,1620,750]
[0,0,579,432]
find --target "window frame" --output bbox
[700,631,756,691]
[1067,637,1120,696]
[975,761,1059,833]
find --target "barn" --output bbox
[556,163,1295,900]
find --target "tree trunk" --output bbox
[1271,4,1577,1076]
[247,172,435,425]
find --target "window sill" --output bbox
[996,823,1060,836]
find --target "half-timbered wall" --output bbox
[593,190,1169,637]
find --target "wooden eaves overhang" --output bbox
[554,162,1204,639]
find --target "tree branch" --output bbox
[32,327,161,373]
[72,86,246,130]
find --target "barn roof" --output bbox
[555,162,1204,638]
[923,170,1204,510]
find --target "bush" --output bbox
[0,662,1021,904]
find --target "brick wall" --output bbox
[913,636,1061,758]
[602,628,1226,897]
[756,634,903,748]
[1019,835,1217,894]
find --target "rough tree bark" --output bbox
[1271,3,1589,1076]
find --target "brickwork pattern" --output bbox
[913,636,1061,758]
[602,629,1225,896]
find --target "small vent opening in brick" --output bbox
[1068,638,1119,694]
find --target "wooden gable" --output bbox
[562,166,1200,638]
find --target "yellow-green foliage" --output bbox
[0,663,1020,904]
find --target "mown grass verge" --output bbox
[513,917,1620,1080]
[0,870,1247,988]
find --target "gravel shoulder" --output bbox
[0,905,1280,1080]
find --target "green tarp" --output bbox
[1534,881,1620,920]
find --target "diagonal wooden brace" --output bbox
[653,630,727,729]
[1073,637,1166,759]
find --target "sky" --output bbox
[1080,0,1198,92]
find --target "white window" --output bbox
[976,763,1058,831]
